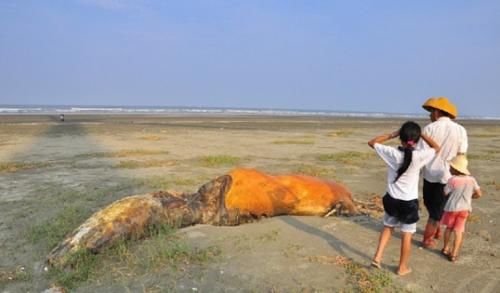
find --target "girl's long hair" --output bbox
[394,121,421,182]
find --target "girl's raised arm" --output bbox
[368,130,399,148]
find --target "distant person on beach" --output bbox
[418,97,468,249]
[440,155,482,262]
[59,114,65,122]
[368,121,439,276]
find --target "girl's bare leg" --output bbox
[397,232,413,275]
[373,226,393,263]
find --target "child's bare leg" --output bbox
[442,227,452,253]
[451,230,463,258]
[373,226,393,263]
[397,232,413,275]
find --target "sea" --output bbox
[0,104,497,120]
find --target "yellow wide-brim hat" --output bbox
[422,96,458,119]
[449,155,470,175]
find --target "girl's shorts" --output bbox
[382,193,419,233]
[383,212,417,233]
[441,210,469,233]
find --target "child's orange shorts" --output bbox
[441,210,469,233]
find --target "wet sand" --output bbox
[1,114,499,292]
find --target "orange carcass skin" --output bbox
[225,168,355,217]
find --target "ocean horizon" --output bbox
[0,104,498,120]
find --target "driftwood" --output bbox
[353,196,384,218]
[47,168,357,268]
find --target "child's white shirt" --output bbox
[374,143,436,201]
[444,175,480,212]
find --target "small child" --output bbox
[440,155,482,262]
[368,121,440,276]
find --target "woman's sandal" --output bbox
[448,254,458,262]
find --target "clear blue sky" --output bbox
[1,1,499,116]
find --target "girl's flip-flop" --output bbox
[371,260,382,269]
[448,254,458,262]
[441,248,451,257]
[397,268,412,276]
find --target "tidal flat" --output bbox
[1,114,499,292]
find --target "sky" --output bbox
[0,0,499,117]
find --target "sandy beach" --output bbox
[1,114,499,292]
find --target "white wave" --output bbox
[0,105,498,120]
[0,107,44,113]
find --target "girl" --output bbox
[368,121,440,276]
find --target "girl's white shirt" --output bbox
[374,143,436,201]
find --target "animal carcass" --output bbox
[47,168,356,268]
